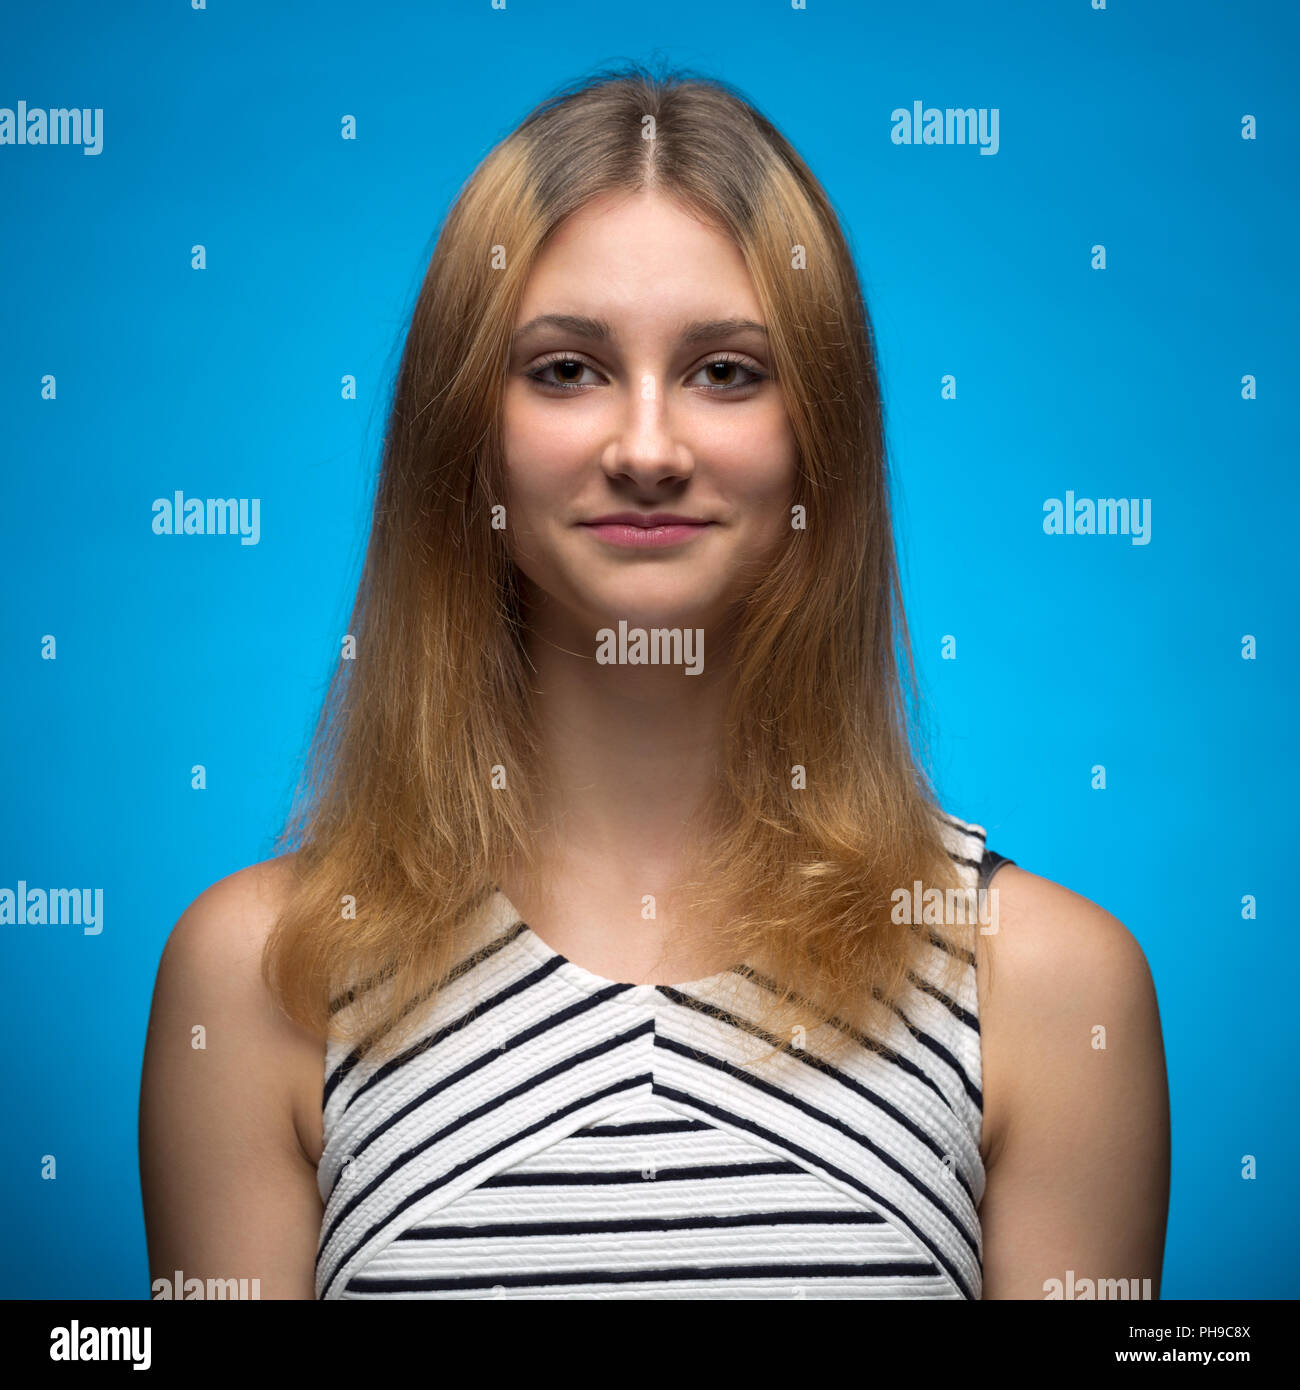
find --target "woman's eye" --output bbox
[528,358,603,390]
[688,358,764,392]
[526,355,765,393]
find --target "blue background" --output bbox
[1,1,1294,1299]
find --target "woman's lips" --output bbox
[579,520,715,549]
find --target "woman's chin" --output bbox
[580,592,723,637]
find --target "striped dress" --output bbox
[315,814,1015,1299]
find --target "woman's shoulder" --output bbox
[140,854,326,1296]
[974,863,1163,1165]
[152,856,307,1028]
[147,852,325,1163]
[163,854,302,960]
[975,863,1155,1002]
[152,849,320,1063]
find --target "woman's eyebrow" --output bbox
[513,313,610,344]
[511,314,768,346]
[679,317,768,345]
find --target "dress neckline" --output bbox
[492,887,743,995]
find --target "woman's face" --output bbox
[502,188,799,640]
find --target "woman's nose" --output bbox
[601,375,695,489]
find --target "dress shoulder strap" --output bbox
[976,847,1016,891]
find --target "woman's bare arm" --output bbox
[977,865,1171,1299]
[138,858,324,1300]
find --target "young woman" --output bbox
[139,64,1170,1300]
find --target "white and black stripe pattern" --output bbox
[315,813,1008,1299]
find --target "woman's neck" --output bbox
[520,613,735,873]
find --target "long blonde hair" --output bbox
[265,61,971,1065]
